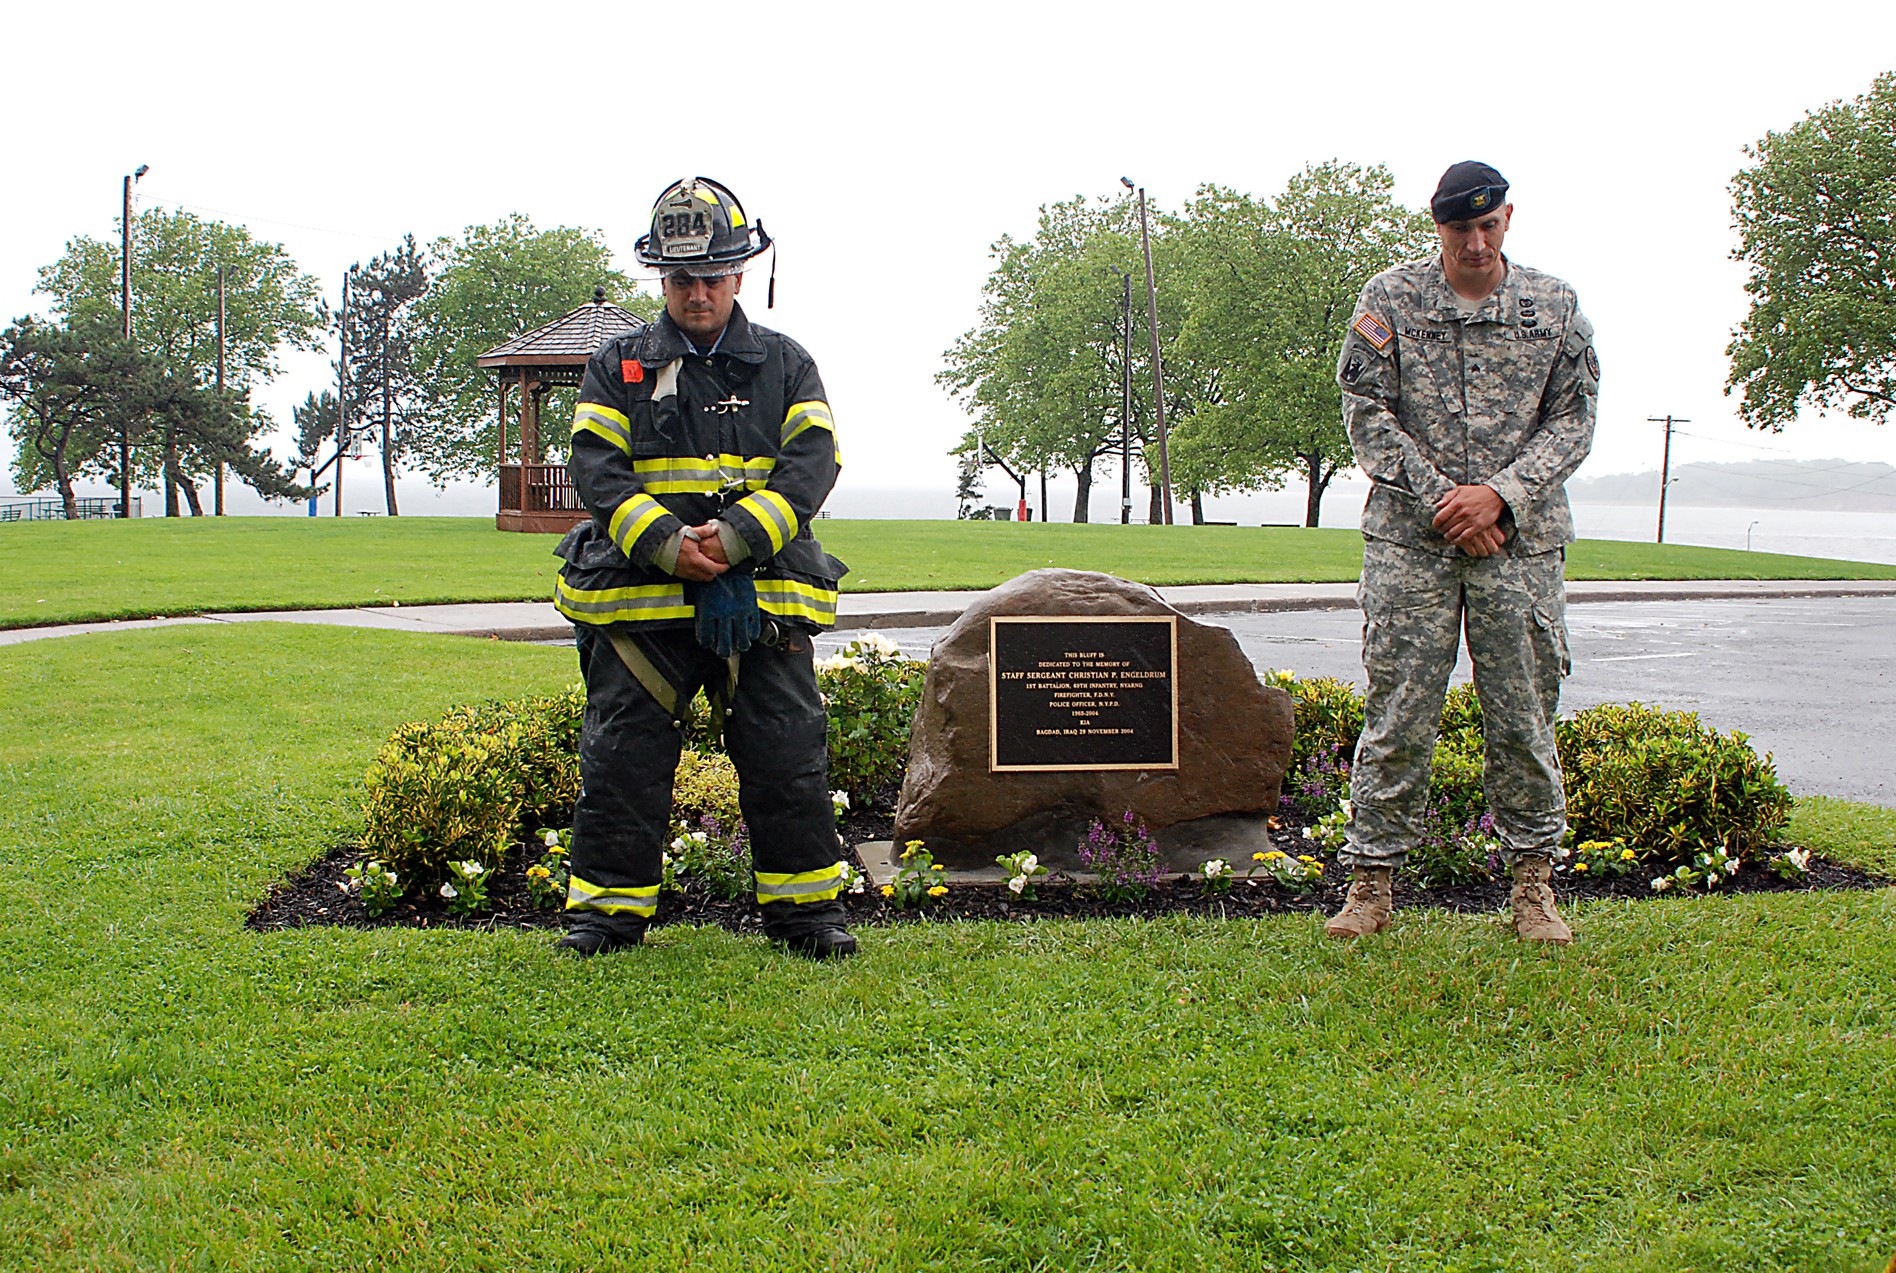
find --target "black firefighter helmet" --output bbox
[634,177,772,276]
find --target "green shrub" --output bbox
[1557,703,1793,863]
[674,749,742,830]
[362,723,520,890]
[1275,676,1791,875]
[1427,729,1488,830]
[1278,673,1365,774]
[439,688,583,825]
[819,635,927,803]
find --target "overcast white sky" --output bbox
[3,0,1893,518]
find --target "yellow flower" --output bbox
[930,863,944,871]
[1262,850,1285,862]
[1297,855,1316,863]
[927,885,948,897]
[880,885,894,897]
[1620,848,1637,861]
[1252,852,1268,863]
[1575,862,1589,873]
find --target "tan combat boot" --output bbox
[1325,866,1394,939]
[1510,855,1572,945]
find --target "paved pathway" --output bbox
[6,578,1896,646]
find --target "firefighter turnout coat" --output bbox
[555,304,845,631]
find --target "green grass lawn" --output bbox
[5,517,1895,629]
[2,623,1892,1270]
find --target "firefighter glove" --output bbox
[688,571,762,657]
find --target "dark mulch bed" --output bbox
[246,802,1891,936]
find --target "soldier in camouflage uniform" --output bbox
[1327,161,1600,944]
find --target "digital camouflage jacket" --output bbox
[1338,254,1599,556]
[555,304,845,629]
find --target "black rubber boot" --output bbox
[773,926,858,960]
[556,919,646,957]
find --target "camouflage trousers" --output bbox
[1342,538,1572,869]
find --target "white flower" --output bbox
[830,790,850,811]
[1203,858,1231,879]
[855,633,900,657]
[1338,799,1352,820]
[1724,859,1741,876]
[1651,877,1670,892]
[457,860,484,880]
[440,882,459,899]
[542,829,560,848]
[1008,875,1026,895]
[1303,826,1316,840]
[1019,853,1039,875]
[384,872,397,886]
[1785,848,1810,872]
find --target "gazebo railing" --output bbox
[499,463,584,514]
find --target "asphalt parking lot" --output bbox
[817,594,1896,807]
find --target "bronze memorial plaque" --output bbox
[989,615,1179,772]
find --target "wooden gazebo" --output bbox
[478,286,648,533]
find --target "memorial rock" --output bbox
[892,569,1295,871]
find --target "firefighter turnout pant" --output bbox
[565,623,847,938]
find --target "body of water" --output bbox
[14,473,1896,567]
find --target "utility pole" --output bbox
[1123,177,1172,524]
[380,290,398,516]
[1650,414,1687,543]
[214,261,226,516]
[118,165,147,519]
[1107,266,1134,524]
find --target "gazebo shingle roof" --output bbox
[476,287,648,368]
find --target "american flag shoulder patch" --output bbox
[1351,312,1394,351]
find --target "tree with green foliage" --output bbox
[2,315,308,517]
[344,237,429,515]
[940,194,1169,523]
[1167,162,1437,526]
[290,390,338,507]
[408,215,648,483]
[35,207,325,513]
[1728,71,1896,430]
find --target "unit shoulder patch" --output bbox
[1351,312,1394,351]
[621,359,645,384]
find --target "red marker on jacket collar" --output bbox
[621,360,644,384]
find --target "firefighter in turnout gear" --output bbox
[554,177,856,959]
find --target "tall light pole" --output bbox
[1122,177,1173,524]
[1106,265,1134,524]
[336,265,354,517]
[119,164,147,518]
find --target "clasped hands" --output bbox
[673,522,731,582]
[1432,485,1508,557]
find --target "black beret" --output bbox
[1431,161,1509,223]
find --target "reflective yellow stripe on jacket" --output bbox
[754,862,844,905]
[557,577,838,628]
[756,578,838,626]
[574,403,633,453]
[554,577,693,624]
[607,493,670,557]
[633,454,776,494]
[731,489,797,554]
[782,400,835,449]
[565,873,660,918]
